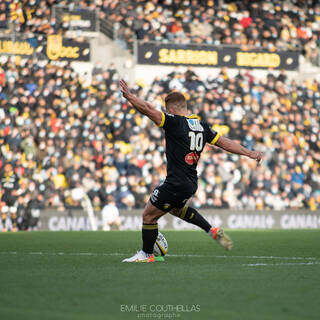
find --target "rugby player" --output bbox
[120,79,262,262]
[1,163,19,232]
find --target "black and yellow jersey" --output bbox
[158,112,219,193]
[0,171,19,195]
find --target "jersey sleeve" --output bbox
[204,123,220,145]
[158,112,179,131]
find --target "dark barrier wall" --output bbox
[36,209,320,231]
[0,35,90,61]
[138,42,299,70]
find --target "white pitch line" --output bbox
[0,251,320,261]
[216,255,319,260]
[244,262,320,267]
[167,254,319,260]
[0,251,126,257]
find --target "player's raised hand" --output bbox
[120,79,130,98]
[250,150,263,166]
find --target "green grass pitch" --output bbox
[0,230,320,320]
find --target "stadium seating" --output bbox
[0,57,319,211]
[1,1,320,65]
[0,1,319,213]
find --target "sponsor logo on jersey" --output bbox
[151,189,160,202]
[185,152,200,165]
[187,119,204,131]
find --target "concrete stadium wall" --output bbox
[31,209,320,231]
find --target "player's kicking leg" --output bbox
[171,206,232,251]
[122,201,166,263]
[1,208,7,232]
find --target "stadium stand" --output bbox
[1,1,320,65]
[98,0,319,51]
[1,0,60,35]
[0,0,319,232]
[0,57,319,212]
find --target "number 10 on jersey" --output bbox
[188,132,203,151]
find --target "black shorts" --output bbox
[149,182,195,213]
[2,193,17,207]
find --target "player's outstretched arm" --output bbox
[119,79,163,126]
[215,136,262,164]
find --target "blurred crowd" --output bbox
[0,57,319,215]
[101,0,320,57]
[1,1,320,65]
[0,0,60,35]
